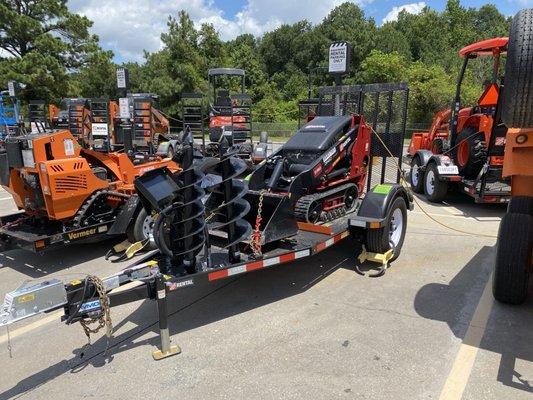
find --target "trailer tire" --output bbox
[128,208,156,250]
[366,196,407,262]
[502,9,533,128]
[409,156,424,193]
[507,196,533,216]
[493,212,532,304]
[424,163,448,202]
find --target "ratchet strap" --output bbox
[105,238,150,263]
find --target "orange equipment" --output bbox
[0,128,179,253]
[408,37,511,203]
[491,9,533,305]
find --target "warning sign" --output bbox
[328,42,350,75]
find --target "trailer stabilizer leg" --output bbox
[152,274,181,360]
[356,246,393,277]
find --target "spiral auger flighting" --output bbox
[204,149,252,263]
[145,131,206,275]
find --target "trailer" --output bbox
[0,83,412,360]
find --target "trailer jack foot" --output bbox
[152,343,181,360]
[356,246,393,277]
[152,273,182,361]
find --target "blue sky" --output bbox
[69,0,531,63]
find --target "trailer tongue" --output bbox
[0,83,412,360]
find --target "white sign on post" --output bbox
[7,81,16,97]
[116,68,128,89]
[328,42,349,75]
[119,97,130,119]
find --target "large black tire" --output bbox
[492,213,533,304]
[167,145,174,159]
[501,9,533,128]
[366,196,407,262]
[423,163,448,202]
[409,156,424,193]
[508,196,533,216]
[127,208,156,250]
[453,127,486,178]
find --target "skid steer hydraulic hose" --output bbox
[152,203,183,258]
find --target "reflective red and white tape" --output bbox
[207,230,350,282]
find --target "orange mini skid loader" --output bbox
[0,128,180,253]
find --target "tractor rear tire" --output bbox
[424,163,448,203]
[366,196,407,262]
[508,196,533,216]
[453,127,486,178]
[492,212,533,304]
[502,9,533,128]
[409,156,424,193]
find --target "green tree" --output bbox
[0,0,102,100]
[360,50,407,83]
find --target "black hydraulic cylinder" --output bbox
[266,159,284,190]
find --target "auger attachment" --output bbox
[204,149,252,263]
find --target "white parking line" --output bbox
[438,277,493,400]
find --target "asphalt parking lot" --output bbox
[0,176,532,399]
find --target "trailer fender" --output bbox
[107,195,142,236]
[156,140,180,158]
[349,183,412,233]
[413,150,433,169]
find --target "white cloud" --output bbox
[69,0,371,62]
[382,2,426,24]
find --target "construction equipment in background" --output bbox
[0,84,22,152]
[408,37,511,203]
[0,82,413,360]
[182,68,268,166]
[491,9,533,305]
[0,127,180,253]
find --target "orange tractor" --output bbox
[491,9,533,305]
[408,38,510,203]
[0,127,179,253]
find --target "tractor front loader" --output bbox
[490,9,533,305]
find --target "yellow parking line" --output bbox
[0,311,62,345]
[438,277,494,400]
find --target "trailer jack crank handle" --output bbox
[152,273,181,360]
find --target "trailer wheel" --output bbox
[366,196,407,262]
[508,196,533,216]
[129,208,156,250]
[424,163,448,202]
[502,9,533,128]
[409,156,424,193]
[493,212,533,304]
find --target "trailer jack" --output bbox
[152,274,181,360]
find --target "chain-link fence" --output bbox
[253,122,430,141]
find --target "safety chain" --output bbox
[250,190,266,257]
[79,275,113,345]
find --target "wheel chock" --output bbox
[356,246,394,277]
